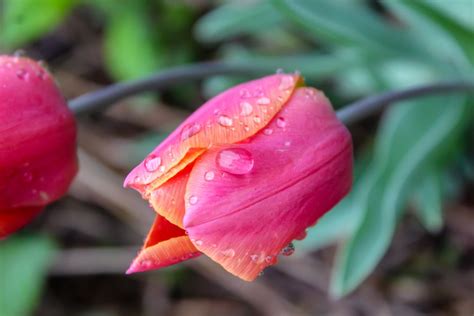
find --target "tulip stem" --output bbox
[68,62,267,115]
[68,62,474,124]
[337,81,474,125]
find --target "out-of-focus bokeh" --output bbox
[1,0,473,315]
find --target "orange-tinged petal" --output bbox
[124,74,302,196]
[148,163,193,228]
[127,215,200,274]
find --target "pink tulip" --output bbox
[124,73,352,281]
[0,56,77,238]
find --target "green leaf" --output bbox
[414,168,443,233]
[104,4,165,80]
[384,0,474,67]
[0,235,57,316]
[272,0,427,58]
[0,0,76,48]
[331,94,468,297]
[194,0,283,42]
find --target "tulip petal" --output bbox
[127,215,200,274]
[148,164,193,228]
[124,74,302,195]
[184,88,353,280]
[0,206,43,239]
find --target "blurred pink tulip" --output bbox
[0,55,77,238]
[124,73,352,280]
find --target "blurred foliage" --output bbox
[0,0,473,300]
[0,235,57,316]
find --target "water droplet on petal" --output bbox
[276,117,286,128]
[144,155,162,172]
[221,249,235,257]
[16,68,28,80]
[265,255,273,263]
[279,75,294,91]
[253,116,261,124]
[250,254,259,262]
[204,171,215,181]
[189,195,198,205]
[263,128,273,136]
[216,148,254,175]
[181,123,202,140]
[240,89,252,98]
[195,240,203,246]
[240,101,253,116]
[257,97,270,105]
[218,115,233,127]
[296,230,307,240]
[284,141,291,147]
[280,242,295,256]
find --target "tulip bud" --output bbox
[125,73,353,280]
[0,55,77,238]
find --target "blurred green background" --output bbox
[1,0,473,315]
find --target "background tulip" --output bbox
[125,73,353,280]
[0,55,78,238]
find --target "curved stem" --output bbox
[337,82,474,125]
[68,62,474,124]
[68,62,267,115]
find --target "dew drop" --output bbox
[240,89,252,98]
[216,148,254,175]
[181,123,202,140]
[189,195,198,205]
[253,116,262,124]
[280,242,295,256]
[16,68,28,80]
[263,128,273,136]
[250,254,259,262]
[279,75,294,91]
[221,248,235,258]
[257,97,271,105]
[244,125,250,132]
[218,115,233,127]
[195,240,203,246]
[204,171,215,181]
[265,255,273,263]
[144,155,161,172]
[239,101,253,116]
[276,117,286,128]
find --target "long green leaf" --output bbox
[272,0,428,58]
[414,168,444,233]
[0,236,57,316]
[331,94,468,297]
[194,1,283,42]
[0,0,76,48]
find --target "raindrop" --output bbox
[218,115,233,127]
[279,75,294,91]
[240,89,252,98]
[16,68,28,80]
[144,155,161,172]
[195,240,203,246]
[276,117,286,128]
[244,125,250,132]
[265,256,273,263]
[257,97,271,105]
[253,116,262,124]
[204,171,215,181]
[239,101,253,116]
[189,195,198,205]
[280,242,295,256]
[250,254,259,262]
[181,123,202,140]
[221,249,235,258]
[216,148,254,175]
[263,128,273,136]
